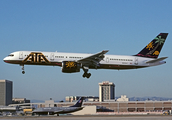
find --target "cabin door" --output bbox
[19,52,23,59]
[135,57,138,65]
[50,53,54,60]
[106,57,109,63]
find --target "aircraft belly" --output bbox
[90,64,147,70]
[21,62,62,66]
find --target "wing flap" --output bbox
[146,57,168,63]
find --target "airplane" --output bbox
[32,97,84,116]
[0,106,22,116]
[3,33,168,78]
[0,106,20,112]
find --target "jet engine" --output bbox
[62,61,81,73]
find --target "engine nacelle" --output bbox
[62,61,81,73]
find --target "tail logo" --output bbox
[154,35,165,45]
[79,100,82,103]
[153,51,159,56]
[146,41,154,50]
[146,35,165,56]
[146,35,165,51]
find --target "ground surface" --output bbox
[0,115,172,120]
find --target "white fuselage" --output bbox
[3,51,166,70]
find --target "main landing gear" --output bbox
[20,64,25,74]
[83,72,91,78]
[82,66,91,78]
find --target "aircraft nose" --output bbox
[3,57,9,63]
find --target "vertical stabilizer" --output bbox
[136,33,168,58]
[70,97,84,107]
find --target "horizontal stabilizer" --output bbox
[146,57,168,63]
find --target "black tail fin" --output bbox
[136,33,168,58]
[70,97,84,107]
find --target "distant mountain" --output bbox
[129,97,172,101]
[115,96,172,101]
[30,99,44,103]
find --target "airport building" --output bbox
[99,81,115,102]
[60,101,172,114]
[65,96,80,102]
[65,96,99,102]
[12,98,30,104]
[33,99,172,114]
[116,95,129,102]
[0,80,13,106]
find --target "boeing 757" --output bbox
[32,97,84,116]
[3,33,168,78]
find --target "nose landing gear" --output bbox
[20,64,25,74]
[22,71,25,74]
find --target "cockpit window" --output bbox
[8,54,14,57]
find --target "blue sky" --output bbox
[0,0,172,101]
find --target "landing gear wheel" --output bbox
[22,71,25,74]
[82,73,91,78]
[88,73,91,78]
[20,64,25,74]
[83,73,87,78]
[86,73,91,78]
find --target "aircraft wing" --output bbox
[146,57,168,63]
[77,50,109,67]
